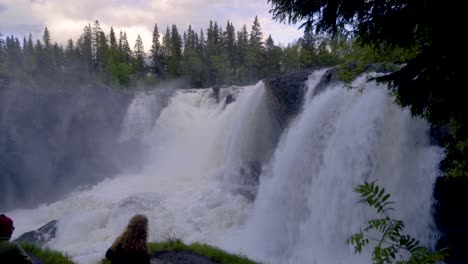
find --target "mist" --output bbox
[0,81,151,210]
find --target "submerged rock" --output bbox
[235,160,262,201]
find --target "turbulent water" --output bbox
[7,70,443,264]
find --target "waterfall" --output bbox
[6,70,443,264]
[222,72,443,263]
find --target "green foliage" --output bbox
[20,243,75,264]
[268,0,468,179]
[445,141,468,178]
[337,41,419,82]
[347,181,449,263]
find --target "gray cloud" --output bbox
[0,23,43,37]
[0,4,6,13]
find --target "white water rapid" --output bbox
[7,70,443,264]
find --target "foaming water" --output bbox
[8,83,277,264]
[7,71,443,264]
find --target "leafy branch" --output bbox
[347,181,449,263]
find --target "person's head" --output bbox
[111,214,148,253]
[0,214,15,239]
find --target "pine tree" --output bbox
[236,25,249,83]
[77,24,93,73]
[42,27,52,51]
[23,34,36,75]
[120,32,132,64]
[0,33,6,77]
[247,16,264,82]
[182,25,204,87]
[149,23,163,77]
[262,35,281,76]
[225,21,236,70]
[161,26,171,77]
[5,36,23,76]
[64,38,77,70]
[249,16,263,49]
[92,20,108,72]
[300,24,317,68]
[167,24,182,78]
[109,27,117,50]
[52,42,65,73]
[133,34,145,76]
[41,27,53,75]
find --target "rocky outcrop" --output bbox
[263,69,314,127]
[263,67,345,128]
[13,220,58,247]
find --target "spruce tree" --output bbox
[133,34,145,76]
[41,27,53,75]
[149,23,163,77]
[0,33,6,77]
[225,21,236,70]
[23,34,36,75]
[168,24,182,78]
[109,27,117,50]
[77,24,93,73]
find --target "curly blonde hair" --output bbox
[111,214,149,254]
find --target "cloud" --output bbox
[0,3,7,13]
[0,24,43,37]
[0,0,302,50]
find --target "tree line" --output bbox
[0,17,344,89]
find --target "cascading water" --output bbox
[220,71,443,263]
[6,70,443,264]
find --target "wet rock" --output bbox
[314,67,340,96]
[14,220,58,247]
[263,69,315,128]
[224,94,235,105]
[151,250,218,264]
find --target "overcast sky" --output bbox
[0,0,303,51]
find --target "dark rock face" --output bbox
[0,83,141,210]
[433,176,468,264]
[224,94,235,106]
[14,220,58,247]
[263,69,315,127]
[313,67,340,97]
[211,86,237,106]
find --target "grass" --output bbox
[100,237,258,264]
[148,237,258,264]
[20,243,75,264]
[20,238,258,264]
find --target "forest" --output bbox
[0,17,345,89]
